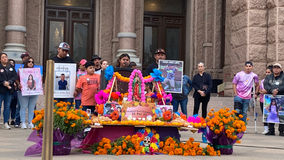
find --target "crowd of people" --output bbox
[0,41,283,137]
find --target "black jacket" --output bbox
[144,62,158,76]
[192,72,212,98]
[264,71,284,95]
[0,63,17,94]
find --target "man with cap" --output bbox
[50,42,74,63]
[50,42,75,104]
[144,48,166,76]
[20,53,30,63]
[232,61,259,125]
[91,55,102,75]
[264,62,284,136]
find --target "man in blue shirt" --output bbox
[58,74,68,90]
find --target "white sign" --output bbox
[54,63,76,98]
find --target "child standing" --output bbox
[74,59,87,109]
[74,61,100,113]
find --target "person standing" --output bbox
[8,59,17,125]
[264,63,284,136]
[16,57,39,129]
[0,53,17,129]
[115,54,130,68]
[172,75,193,116]
[259,65,272,134]
[91,55,102,75]
[100,60,108,90]
[50,42,75,104]
[74,59,87,109]
[233,61,259,123]
[192,62,212,118]
[14,53,30,127]
[74,61,100,112]
[144,48,166,76]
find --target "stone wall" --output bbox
[191,0,223,80]
[0,0,8,54]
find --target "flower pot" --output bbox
[53,128,73,155]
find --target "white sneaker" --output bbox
[2,123,11,130]
[21,123,27,129]
[28,123,34,129]
[164,85,169,90]
[262,130,268,134]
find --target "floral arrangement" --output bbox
[89,134,220,156]
[127,69,146,102]
[187,114,207,128]
[111,92,120,100]
[114,72,154,83]
[110,111,120,120]
[32,101,91,136]
[105,66,114,80]
[160,137,220,156]
[99,119,184,127]
[205,108,246,155]
[161,110,172,121]
[96,104,104,115]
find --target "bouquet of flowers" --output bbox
[32,101,91,155]
[205,108,246,155]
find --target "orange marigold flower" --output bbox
[71,123,76,127]
[236,140,241,143]
[169,151,174,155]
[189,137,194,143]
[239,114,243,118]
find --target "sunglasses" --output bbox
[28,61,34,64]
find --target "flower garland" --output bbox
[127,69,146,102]
[114,72,154,83]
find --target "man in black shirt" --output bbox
[50,42,75,63]
[192,62,212,118]
[144,48,166,76]
[50,42,75,104]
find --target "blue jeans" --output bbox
[54,98,74,105]
[234,96,250,122]
[18,91,38,123]
[172,98,188,116]
[75,100,81,109]
[15,92,21,125]
[10,92,17,120]
[0,91,13,123]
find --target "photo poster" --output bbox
[121,101,155,121]
[19,68,43,96]
[54,63,76,98]
[155,105,173,118]
[263,94,284,124]
[15,64,43,76]
[158,60,183,93]
[103,102,119,116]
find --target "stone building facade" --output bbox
[0,0,282,95]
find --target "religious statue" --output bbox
[133,73,141,101]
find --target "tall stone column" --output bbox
[117,0,141,66]
[2,0,26,62]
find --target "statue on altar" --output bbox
[133,73,141,101]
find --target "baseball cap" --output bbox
[80,59,87,65]
[20,52,29,59]
[155,48,166,54]
[91,55,101,61]
[273,63,282,69]
[58,42,70,50]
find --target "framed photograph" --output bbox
[155,105,173,118]
[103,102,117,116]
[19,68,43,96]
[263,94,284,124]
[54,63,76,98]
[158,60,183,93]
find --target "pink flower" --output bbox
[150,136,157,143]
[95,90,108,104]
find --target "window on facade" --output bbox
[144,0,183,13]
[47,0,92,8]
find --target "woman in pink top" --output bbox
[259,65,272,134]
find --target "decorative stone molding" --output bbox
[117,49,136,54]
[117,32,137,38]
[5,25,26,32]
